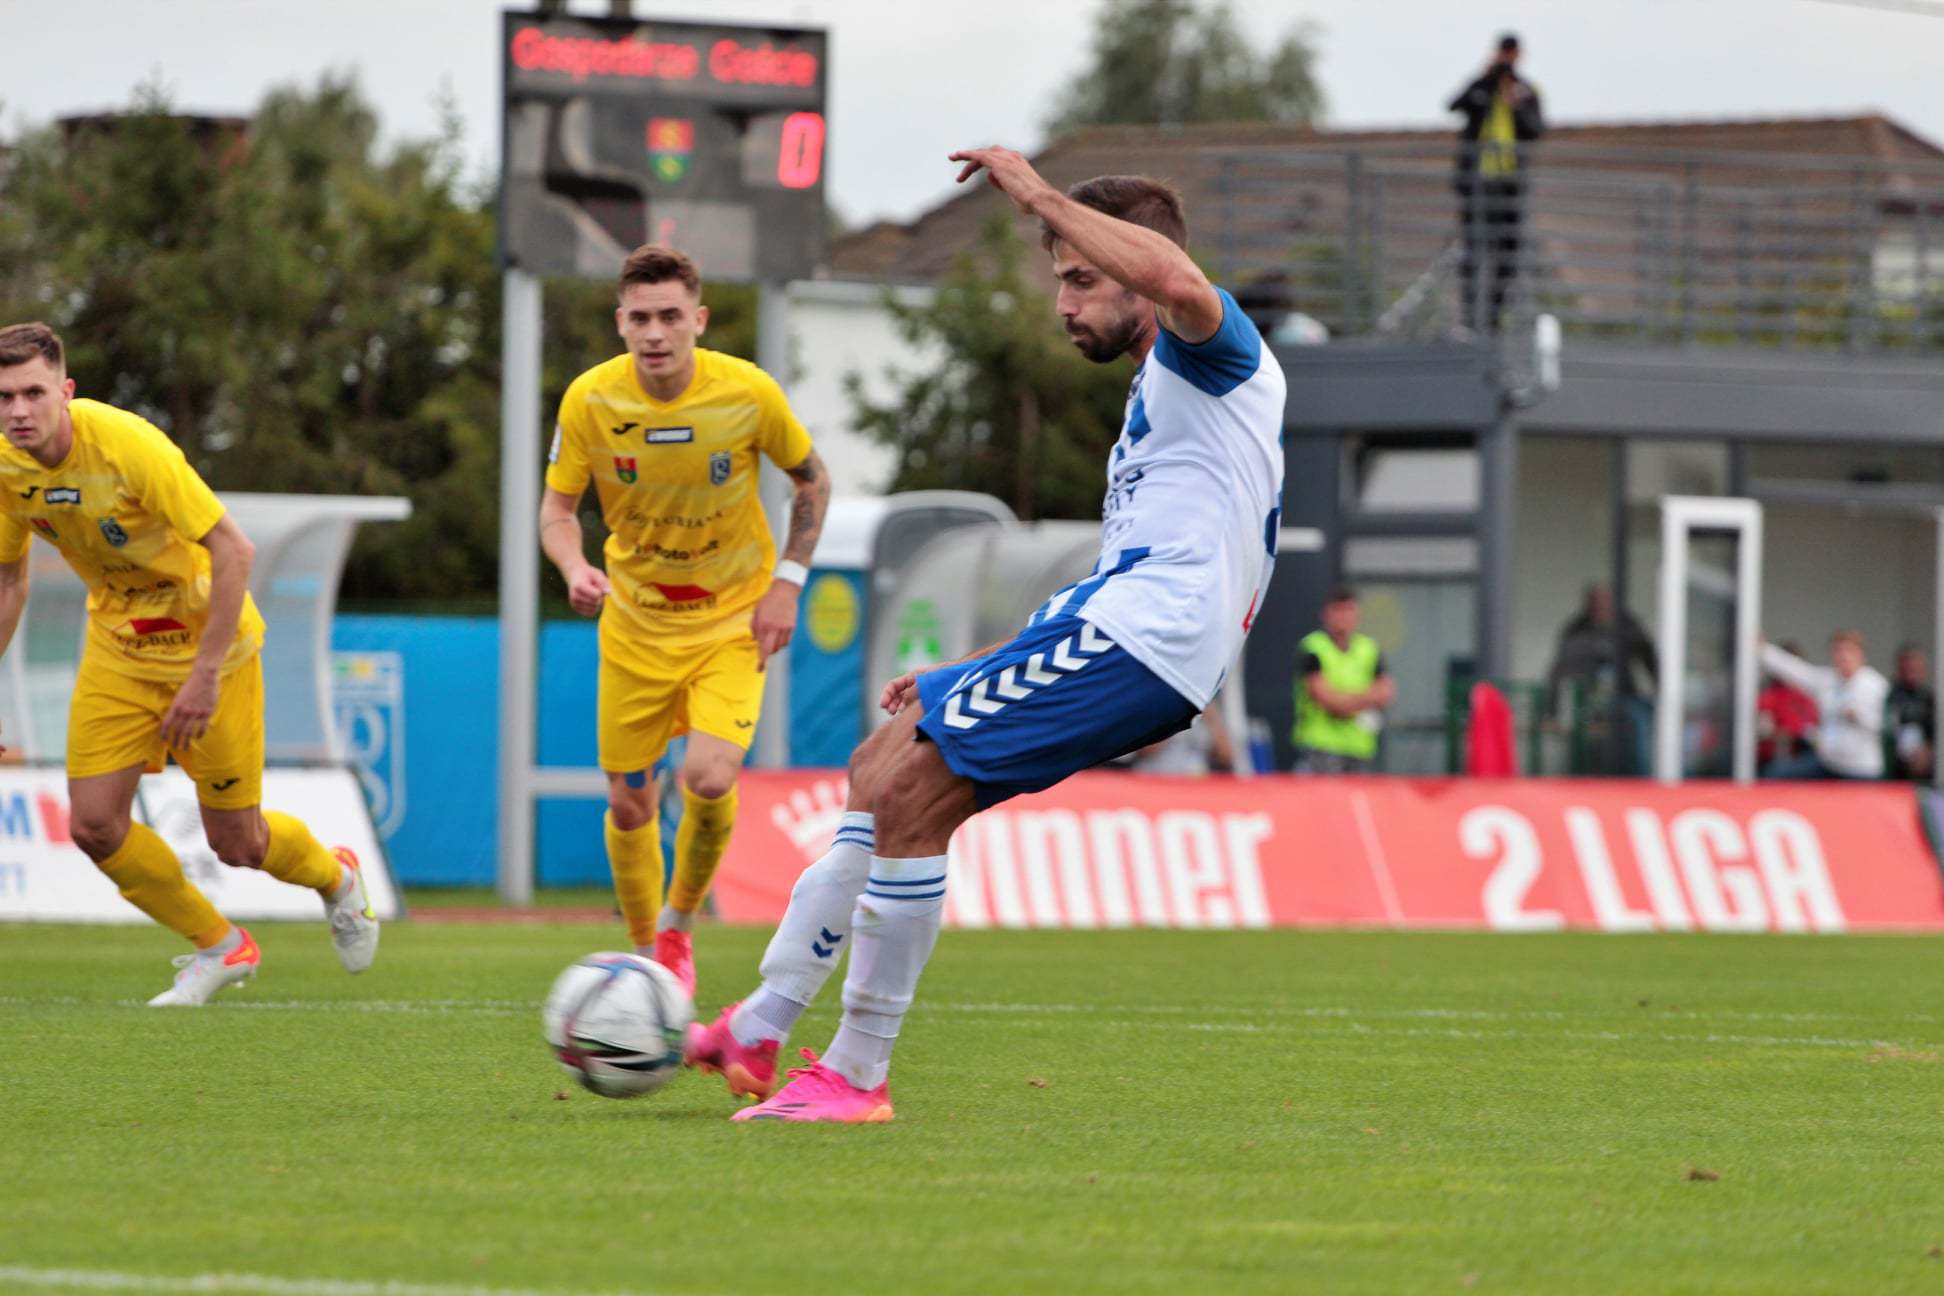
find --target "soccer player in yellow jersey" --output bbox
[539,245,829,994]
[0,322,378,1005]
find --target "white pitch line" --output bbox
[1348,790,1406,925]
[2,995,1938,1035]
[0,1266,661,1296]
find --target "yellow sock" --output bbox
[96,822,230,948]
[605,812,663,948]
[669,783,737,914]
[261,811,344,895]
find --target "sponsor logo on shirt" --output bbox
[29,518,55,538]
[44,487,80,505]
[636,538,720,563]
[613,456,638,485]
[709,451,731,485]
[645,581,717,613]
[129,617,188,636]
[646,427,694,445]
[118,578,175,604]
[98,518,129,547]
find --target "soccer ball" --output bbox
[542,952,694,1098]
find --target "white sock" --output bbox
[734,986,808,1045]
[728,812,874,1047]
[823,854,947,1091]
[657,908,693,934]
[204,927,243,958]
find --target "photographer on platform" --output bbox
[1449,33,1545,333]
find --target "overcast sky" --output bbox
[6,0,1941,224]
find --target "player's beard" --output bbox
[1067,309,1144,364]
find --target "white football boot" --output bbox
[325,846,380,974]
[147,928,261,1006]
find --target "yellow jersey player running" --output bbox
[539,245,829,994]
[0,323,378,1005]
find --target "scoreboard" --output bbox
[500,11,828,282]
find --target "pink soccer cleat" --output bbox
[684,1003,781,1100]
[652,927,695,997]
[729,1049,894,1124]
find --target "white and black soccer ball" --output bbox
[542,952,694,1099]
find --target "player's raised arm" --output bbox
[950,145,1224,343]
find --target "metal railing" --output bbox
[1210,140,1944,352]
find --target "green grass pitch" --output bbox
[1,919,1940,1295]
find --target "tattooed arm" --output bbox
[750,449,832,671]
[778,448,832,569]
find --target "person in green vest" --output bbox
[1293,586,1395,773]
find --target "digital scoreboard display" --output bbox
[500,11,828,282]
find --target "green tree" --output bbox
[0,77,508,604]
[1044,0,1325,132]
[0,77,779,609]
[847,215,1130,521]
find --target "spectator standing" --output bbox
[1448,33,1545,333]
[1756,640,1819,771]
[1885,644,1935,780]
[1293,587,1394,773]
[1759,632,1888,780]
[1546,584,1656,774]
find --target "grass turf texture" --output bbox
[1,924,1940,1295]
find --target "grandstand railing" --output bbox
[1208,140,1944,352]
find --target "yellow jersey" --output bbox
[0,399,265,681]
[547,348,812,649]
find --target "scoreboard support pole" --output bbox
[497,268,544,904]
[754,280,794,770]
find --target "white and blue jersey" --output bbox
[1033,286,1287,708]
[915,287,1287,806]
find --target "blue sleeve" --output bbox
[1150,287,1262,398]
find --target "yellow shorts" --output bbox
[598,625,764,774]
[68,650,264,809]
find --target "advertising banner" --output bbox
[0,766,401,924]
[711,772,1944,933]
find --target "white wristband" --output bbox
[773,559,810,588]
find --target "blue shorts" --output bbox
[914,616,1197,808]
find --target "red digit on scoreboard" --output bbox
[777,111,825,190]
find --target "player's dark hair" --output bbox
[0,322,64,371]
[1042,175,1189,252]
[618,245,702,299]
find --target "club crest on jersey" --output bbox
[613,456,638,485]
[98,518,129,547]
[30,518,55,538]
[44,487,80,505]
[709,451,731,485]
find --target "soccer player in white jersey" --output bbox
[684,147,1288,1121]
